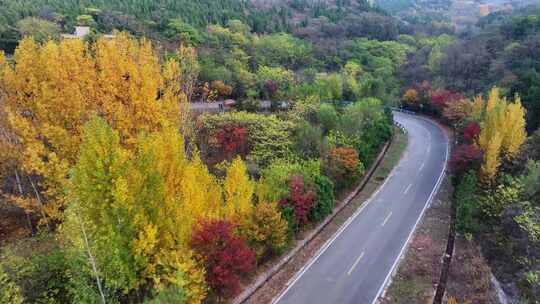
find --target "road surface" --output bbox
[273,112,449,304]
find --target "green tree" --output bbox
[16,17,60,43]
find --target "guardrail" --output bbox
[390,107,416,115]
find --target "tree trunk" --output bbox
[14,170,33,234]
[28,176,51,231]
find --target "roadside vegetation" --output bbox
[0,32,393,303]
[0,0,539,303]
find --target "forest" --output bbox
[0,0,539,303]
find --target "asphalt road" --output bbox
[273,112,449,304]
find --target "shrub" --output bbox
[292,121,326,159]
[317,103,338,134]
[327,130,361,150]
[402,88,419,108]
[191,220,255,298]
[430,90,463,113]
[463,122,481,144]
[239,202,288,260]
[215,124,248,161]
[0,245,70,304]
[455,171,478,234]
[257,159,322,203]
[450,144,484,177]
[0,266,23,304]
[478,177,522,221]
[146,272,187,304]
[257,161,300,203]
[324,147,364,189]
[197,112,293,167]
[278,175,316,230]
[309,175,335,222]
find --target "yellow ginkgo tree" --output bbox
[0,33,189,225]
[477,87,527,183]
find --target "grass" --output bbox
[376,127,408,179]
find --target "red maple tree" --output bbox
[215,124,248,160]
[462,122,481,144]
[191,219,256,298]
[279,175,316,226]
[450,144,484,176]
[430,90,463,113]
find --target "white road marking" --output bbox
[381,212,392,227]
[403,183,412,194]
[272,168,399,304]
[272,113,449,304]
[419,162,425,171]
[347,252,365,276]
[372,114,449,304]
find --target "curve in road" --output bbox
[273,112,449,304]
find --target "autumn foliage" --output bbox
[462,122,481,144]
[324,147,364,189]
[450,144,484,176]
[279,175,316,227]
[239,201,288,260]
[215,124,248,159]
[430,89,463,113]
[191,220,255,298]
[0,34,188,224]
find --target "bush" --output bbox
[0,245,70,304]
[309,175,335,222]
[462,122,481,144]
[324,147,364,189]
[317,103,338,134]
[146,272,187,304]
[191,220,255,298]
[215,124,248,162]
[239,202,288,260]
[450,144,484,177]
[455,171,478,234]
[197,112,293,167]
[478,177,522,221]
[292,121,326,159]
[278,175,316,231]
[0,266,23,304]
[257,161,300,203]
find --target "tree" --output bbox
[478,88,527,181]
[450,144,484,177]
[223,157,254,220]
[239,201,288,260]
[501,97,527,159]
[430,89,463,113]
[324,147,364,189]
[402,88,419,108]
[462,122,481,144]
[211,80,233,99]
[480,131,503,183]
[64,118,211,302]
[455,171,478,234]
[175,45,200,103]
[63,116,134,300]
[191,220,255,298]
[279,175,316,229]
[16,17,60,43]
[442,98,473,126]
[165,19,202,45]
[1,34,188,224]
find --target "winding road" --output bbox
[273,112,449,304]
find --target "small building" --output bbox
[62,26,115,39]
